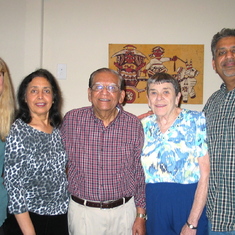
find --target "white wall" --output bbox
[1,0,235,116]
[0,0,42,93]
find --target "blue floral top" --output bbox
[141,109,207,184]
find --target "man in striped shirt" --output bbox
[203,28,235,234]
[61,68,146,235]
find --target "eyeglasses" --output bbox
[91,84,120,93]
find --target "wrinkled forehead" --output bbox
[93,72,120,85]
[147,81,179,96]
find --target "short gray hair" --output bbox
[147,72,181,96]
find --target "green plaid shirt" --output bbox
[203,83,235,232]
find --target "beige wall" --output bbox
[1,0,42,89]
[1,0,235,116]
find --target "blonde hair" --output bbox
[0,58,15,141]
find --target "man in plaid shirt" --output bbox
[61,68,146,235]
[203,28,235,234]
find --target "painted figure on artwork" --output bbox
[144,46,177,77]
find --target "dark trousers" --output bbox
[0,226,5,235]
[146,182,208,235]
[3,212,68,235]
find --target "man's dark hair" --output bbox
[211,28,235,59]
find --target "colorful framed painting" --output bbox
[109,44,204,104]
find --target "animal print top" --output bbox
[4,118,69,215]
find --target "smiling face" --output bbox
[212,36,235,90]
[25,76,53,120]
[147,82,181,119]
[88,71,125,117]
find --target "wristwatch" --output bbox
[136,213,147,220]
[186,221,197,229]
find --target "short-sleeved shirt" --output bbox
[141,109,207,184]
[4,119,69,215]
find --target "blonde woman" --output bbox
[0,58,15,235]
